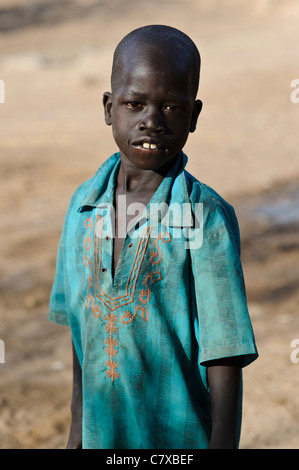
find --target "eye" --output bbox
[164,105,179,112]
[126,101,142,109]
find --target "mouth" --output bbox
[131,140,168,153]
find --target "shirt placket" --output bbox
[94,205,114,289]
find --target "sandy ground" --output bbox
[0,0,299,449]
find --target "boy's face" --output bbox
[103,43,202,171]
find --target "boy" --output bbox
[49,25,258,449]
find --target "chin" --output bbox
[119,147,178,172]
[137,159,173,172]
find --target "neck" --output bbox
[117,156,170,193]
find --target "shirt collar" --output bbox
[77,152,121,210]
[77,151,194,227]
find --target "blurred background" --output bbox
[0,0,299,449]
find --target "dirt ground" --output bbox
[0,0,299,449]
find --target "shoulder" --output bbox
[184,169,240,244]
[184,170,233,211]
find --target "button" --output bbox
[105,236,111,241]
[128,243,133,248]
[101,267,107,273]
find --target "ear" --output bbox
[103,91,113,126]
[190,99,203,133]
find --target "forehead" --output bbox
[114,42,194,95]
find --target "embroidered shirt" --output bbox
[49,152,258,449]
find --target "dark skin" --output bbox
[206,357,241,449]
[67,40,241,449]
[67,341,82,449]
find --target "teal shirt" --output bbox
[49,152,258,449]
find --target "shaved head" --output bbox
[111,25,201,98]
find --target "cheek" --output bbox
[111,120,126,145]
[111,111,133,144]
[170,122,191,146]
[166,113,191,134]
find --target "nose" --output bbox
[138,106,166,134]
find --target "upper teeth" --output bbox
[143,143,157,149]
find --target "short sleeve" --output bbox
[49,228,69,326]
[191,206,258,368]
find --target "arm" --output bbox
[66,340,82,449]
[207,357,241,449]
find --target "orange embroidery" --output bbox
[83,256,93,289]
[105,360,120,381]
[84,218,93,249]
[149,250,159,264]
[86,294,102,318]
[139,269,162,303]
[93,216,152,311]
[104,313,120,381]
[119,236,170,323]
[120,305,149,325]
[83,216,171,381]
[150,232,172,264]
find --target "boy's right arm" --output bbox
[67,341,82,449]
